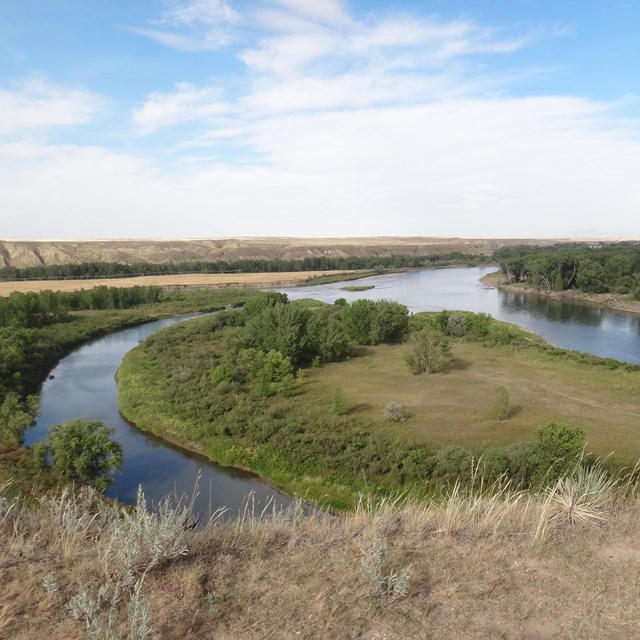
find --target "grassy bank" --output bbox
[299,270,377,286]
[117,306,640,508]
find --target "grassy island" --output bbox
[117,295,640,509]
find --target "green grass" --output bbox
[340,285,376,291]
[300,271,377,286]
[302,341,640,463]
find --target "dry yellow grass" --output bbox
[2,477,640,640]
[0,270,352,297]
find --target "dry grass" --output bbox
[2,469,640,640]
[0,271,354,297]
[299,340,640,462]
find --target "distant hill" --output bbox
[0,237,571,268]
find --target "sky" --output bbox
[0,0,639,240]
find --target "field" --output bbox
[304,340,640,463]
[0,270,353,297]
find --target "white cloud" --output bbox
[161,0,241,26]
[266,0,352,27]
[133,83,231,134]
[0,78,104,136]
[124,25,235,51]
[2,95,639,238]
[3,5,637,240]
[125,0,241,51]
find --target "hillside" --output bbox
[0,237,569,269]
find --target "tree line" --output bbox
[498,244,640,296]
[0,252,487,281]
[0,286,165,328]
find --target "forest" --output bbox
[497,243,640,295]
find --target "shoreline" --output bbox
[481,271,640,317]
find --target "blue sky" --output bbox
[1,0,638,239]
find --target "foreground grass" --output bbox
[2,470,639,639]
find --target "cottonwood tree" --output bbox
[405,329,451,374]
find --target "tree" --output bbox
[531,421,585,485]
[492,386,510,420]
[252,350,296,398]
[33,420,123,492]
[405,329,451,374]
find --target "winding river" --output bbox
[24,266,640,518]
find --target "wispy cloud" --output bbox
[160,0,241,26]
[133,83,231,134]
[0,78,104,136]
[125,0,242,51]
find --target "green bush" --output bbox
[431,445,472,481]
[405,329,451,374]
[531,421,585,485]
[33,420,123,492]
[493,386,510,420]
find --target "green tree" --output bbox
[252,350,296,398]
[405,329,451,374]
[532,421,585,485]
[493,386,510,420]
[33,420,123,492]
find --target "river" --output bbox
[24,266,640,518]
[24,317,297,519]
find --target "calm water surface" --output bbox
[25,317,296,519]
[26,267,640,517]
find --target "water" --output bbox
[278,266,640,365]
[25,317,296,519]
[25,267,640,516]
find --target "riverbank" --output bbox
[481,271,640,316]
[0,288,265,499]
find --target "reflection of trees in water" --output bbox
[499,291,605,326]
[499,290,640,339]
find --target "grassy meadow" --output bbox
[305,340,640,462]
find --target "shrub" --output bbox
[492,386,510,420]
[532,422,585,486]
[405,329,451,374]
[331,388,346,416]
[432,445,472,481]
[33,420,123,492]
[503,441,537,487]
[383,401,407,422]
